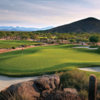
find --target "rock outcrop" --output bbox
[0,75,60,100]
[42,90,81,100]
[0,75,80,100]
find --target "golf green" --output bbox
[0,45,100,76]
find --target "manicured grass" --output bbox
[0,44,100,76]
[0,40,41,49]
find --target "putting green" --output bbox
[0,45,100,76]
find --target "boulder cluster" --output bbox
[0,75,80,100]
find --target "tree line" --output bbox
[0,31,100,44]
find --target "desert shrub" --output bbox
[79,90,88,100]
[11,47,16,49]
[0,91,30,100]
[34,44,42,46]
[96,92,100,100]
[60,70,88,91]
[89,45,98,48]
[70,39,76,44]
[89,35,99,43]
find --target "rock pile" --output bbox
[0,75,80,100]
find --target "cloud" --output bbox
[0,0,100,27]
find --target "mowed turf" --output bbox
[0,40,40,49]
[0,45,100,76]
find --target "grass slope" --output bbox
[0,45,100,76]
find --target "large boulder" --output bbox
[41,90,81,100]
[34,75,60,91]
[0,75,81,100]
[0,75,60,100]
[63,88,78,95]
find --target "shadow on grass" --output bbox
[51,44,77,49]
[73,48,100,54]
[0,47,41,61]
[54,44,100,55]
[0,62,100,77]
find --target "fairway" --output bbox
[0,40,41,49]
[0,45,100,76]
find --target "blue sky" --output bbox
[0,0,100,27]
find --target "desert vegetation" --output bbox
[0,31,100,44]
[1,70,100,100]
[0,30,100,100]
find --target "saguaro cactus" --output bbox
[88,74,97,100]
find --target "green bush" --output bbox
[79,90,88,100]
[89,45,98,48]
[70,39,76,43]
[12,47,16,49]
[60,70,88,91]
[89,35,99,43]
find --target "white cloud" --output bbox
[0,0,100,27]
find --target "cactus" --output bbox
[88,74,97,100]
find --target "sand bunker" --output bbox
[0,75,38,91]
[79,67,100,72]
[73,46,98,50]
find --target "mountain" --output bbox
[47,17,100,33]
[0,26,53,31]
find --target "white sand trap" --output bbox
[79,67,100,72]
[73,46,98,50]
[0,75,39,91]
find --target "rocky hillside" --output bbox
[47,17,100,33]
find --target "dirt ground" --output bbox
[0,45,36,53]
[0,43,57,54]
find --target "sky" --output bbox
[0,0,100,27]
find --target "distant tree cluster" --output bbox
[89,35,99,46]
[0,31,100,44]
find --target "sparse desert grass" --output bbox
[60,70,88,91]
[0,91,30,100]
[60,70,100,100]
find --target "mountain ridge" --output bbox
[46,17,100,33]
[0,26,53,31]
